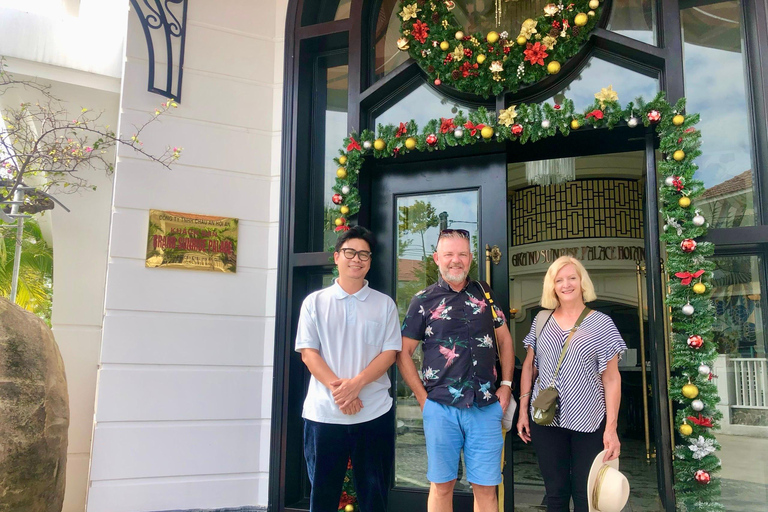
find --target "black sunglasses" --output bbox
[438,228,470,239]
[338,248,372,261]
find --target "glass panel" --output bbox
[681,1,756,228]
[373,82,482,134]
[322,64,349,251]
[395,190,479,491]
[710,255,768,510]
[544,56,659,112]
[334,0,351,20]
[301,0,349,25]
[607,0,657,45]
[374,0,410,81]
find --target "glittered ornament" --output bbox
[481,126,494,139]
[373,139,385,151]
[693,282,706,294]
[695,469,711,484]
[574,13,588,25]
[511,124,523,136]
[454,127,464,138]
[682,383,699,399]
[627,117,639,128]
[673,150,686,161]
[516,35,527,45]
[679,422,693,436]
[681,239,697,253]
[541,119,551,129]
[692,213,706,227]
[665,176,676,187]
[486,31,499,43]
[647,110,661,123]
[682,302,695,316]
[570,119,580,130]
[363,140,372,150]
[340,205,350,215]
[341,185,350,194]
[405,137,417,150]
[687,335,704,349]
[336,167,347,179]
[339,155,347,165]
[426,133,438,146]
[455,30,465,40]
[332,193,343,205]
[698,364,711,376]
[588,9,595,15]
[673,114,685,126]
[689,436,716,460]
[589,0,599,8]
[477,54,486,64]
[547,61,561,74]
[440,41,450,51]
[679,196,692,208]
[335,217,346,227]
[345,505,355,512]
[691,399,705,411]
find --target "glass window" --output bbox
[681,1,756,228]
[321,62,349,251]
[373,82,482,134]
[374,0,410,81]
[607,0,656,46]
[545,56,659,112]
[301,0,350,25]
[709,255,768,510]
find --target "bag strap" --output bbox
[474,280,500,351]
[533,309,554,356]
[550,306,591,386]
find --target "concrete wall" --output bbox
[86,1,286,510]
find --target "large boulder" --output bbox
[0,297,69,512]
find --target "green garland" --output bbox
[328,90,723,510]
[397,0,603,98]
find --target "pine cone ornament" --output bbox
[451,69,462,80]
[549,27,560,37]
[571,26,581,37]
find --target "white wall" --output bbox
[87,1,287,510]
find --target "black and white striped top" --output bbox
[523,310,627,433]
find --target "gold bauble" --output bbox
[480,126,494,139]
[673,114,685,126]
[345,505,355,512]
[338,155,347,165]
[334,217,345,227]
[547,61,561,74]
[570,119,580,130]
[455,31,465,40]
[340,205,350,215]
[440,41,450,51]
[682,383,699,399]
[574,13,588,26]
[516,35,528,46]
[336,167,347,179]
[477,54,486,64]
[693,282,707,294]
[405,137,417,150]
[589,0,600,9]
[679,423,693,436]
[588,10,595,16]
[679,196,692,208]
[373,138,386,151]
[487,31,500,44]
[673,150,686,161]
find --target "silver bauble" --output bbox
[682,303,695,316]
[341,185,350,194]
[693,214,706,227]
[454,127,464,138]
[663,224,669,232]
[628,117,639,128]
[541,119,551,129]
[698,364,711,376]
[362,140,372,150]
[665,176,675,187]
[691,399,705,412]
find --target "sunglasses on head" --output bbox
[438,228,470,239]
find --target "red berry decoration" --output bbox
[647,110,661,123]
[554,104,561,110]
[426,133,438,146]
[681,239,697,253]
[434,78,442,85]
[511,124,523,135]
[332,193,343,205]
[687,335,704,349]
[695,470,711,484]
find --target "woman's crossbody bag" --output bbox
[531,307,591,426]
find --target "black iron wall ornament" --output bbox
[130,0,188,102]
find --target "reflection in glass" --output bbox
[709,255,768,510]
[544,56,658,112]
[301,0,350,25]
[323,64,349,250]
[607,0,656,45]
[374,0,410,81]
[395,191,479,491]
[334,0,351,20]
[374,82,481,134]
[681,1,755,228]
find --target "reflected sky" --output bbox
[374,84,480,134]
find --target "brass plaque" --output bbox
[146,210,238,273]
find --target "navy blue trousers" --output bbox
[303,406,394,512]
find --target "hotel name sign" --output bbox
[509,239,645,273]
[146,210,238,273]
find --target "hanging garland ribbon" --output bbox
[397,0,603,98]
[327,87,724,510]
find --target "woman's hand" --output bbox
[603,429,620,461]
[516,411,532,444]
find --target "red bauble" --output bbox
[434,78,442,85]
[695,470,711,484]
[554,104,561,110]
[647,110,661,123]
[681,239,697,253]
[511,124,523,135]
[426,133,438,146]
[332,193,343,205]
[687,335,704,349]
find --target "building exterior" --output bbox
[1,0,767,511]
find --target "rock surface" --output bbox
[0,297,69,512]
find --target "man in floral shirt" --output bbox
[398,229,514,512]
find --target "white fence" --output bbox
[732,358,768,408]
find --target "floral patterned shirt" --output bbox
[401,277,506,408]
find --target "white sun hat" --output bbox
[587,449,630,512]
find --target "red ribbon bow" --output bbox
[687,414,713,428]
[586,109,604,120]
[334,225,350,232]
[464,121,485,136]
[675,269,705,285]
[396,122,408,138]
[346,137,361,152]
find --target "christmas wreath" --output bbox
[327,87,724,511]
[397,0,603,98]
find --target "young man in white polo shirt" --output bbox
[296,225,401,512]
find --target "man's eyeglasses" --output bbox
[338,248,372,261]
[438,228,470,239]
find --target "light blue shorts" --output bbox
[422,399,504,486]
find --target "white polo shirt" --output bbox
[295,279,402,424]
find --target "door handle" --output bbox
[485,244,502,282]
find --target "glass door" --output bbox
[367,150,510,512]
